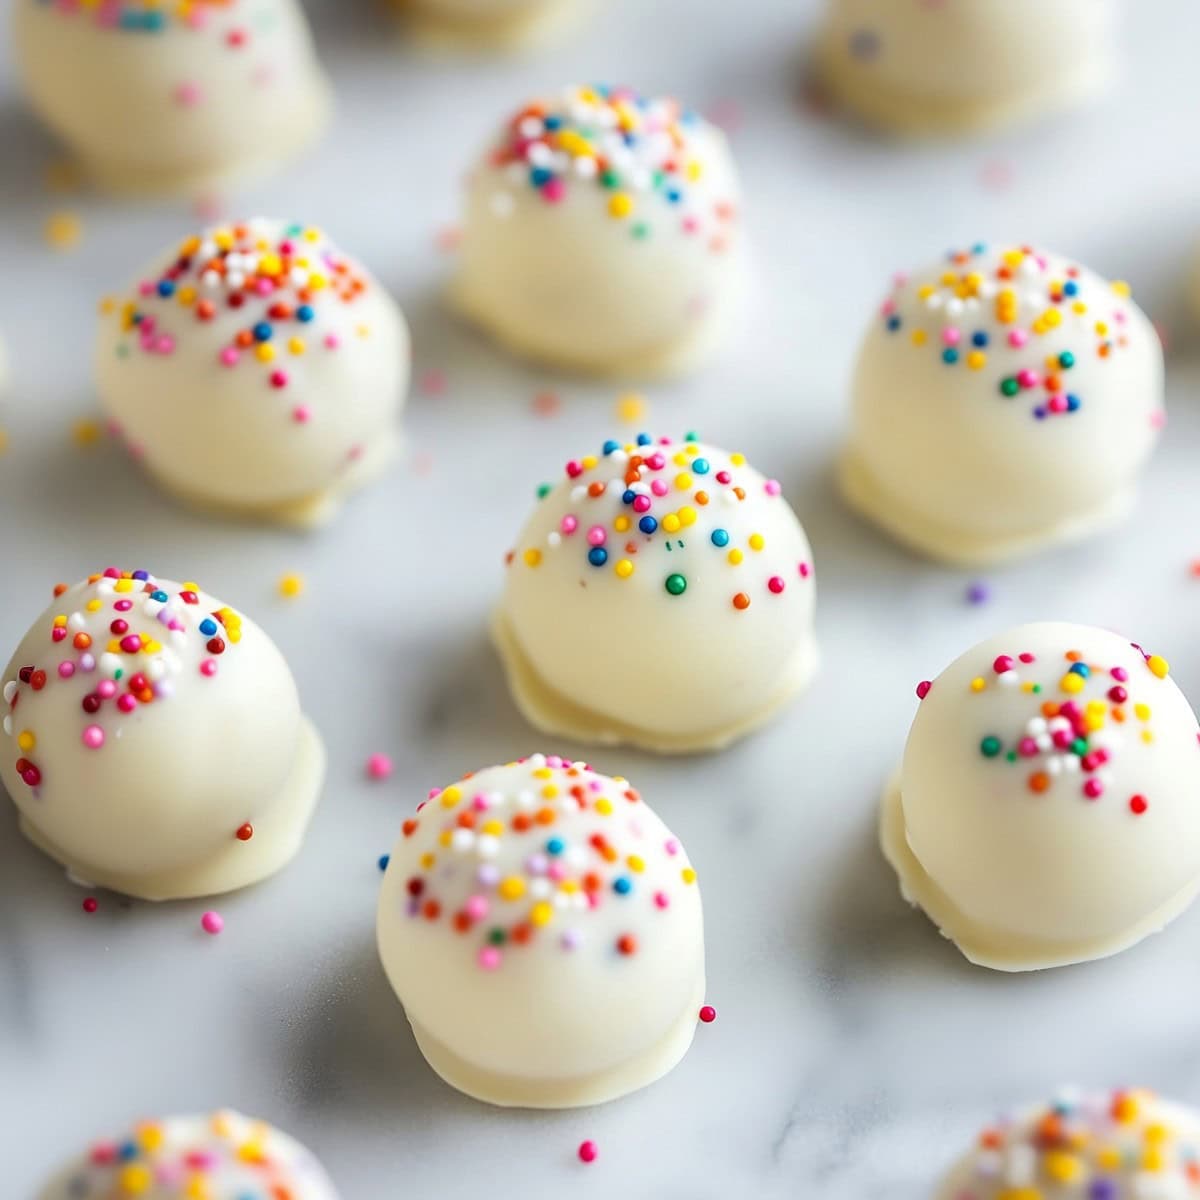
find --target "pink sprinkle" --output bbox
[366,753,393,781]
[798,562,811,578]
[993,655,1014,674]
[1018,738,1038,757]
[1083,779,1104,800]
[219,347,240,367]
[699,1005,717,1023]
[82,897,98,914]
[578,1141,598,1164]
[477,946,501,971]
[542,178,567,204]
[941,326,961,347]
[1017,368,1039,389]
[116,695,137,714]
[292,405,312,424]
[566,460,583,478]
[560,515,579,535]
[1007,330,1029,349]
[632,495,651,514]
[200,659,218,677]
[97,680,117,699]
[764,479,781,496]
[173,81,203,108]
[200,911,224,935]
[532,390,561,417]
[651,480,668,497]
[58,662,75,679]
[1019,653,1036,664]
[82,725,105,750]
[767,576,785,594]
[653,891,670,909]
[916,680,932,699]
[587,525,607,547]
[420,369,447,396]
[269,370,288,389]
[324,333,341,351]
[465,895,488,920]
[154,335,175,355]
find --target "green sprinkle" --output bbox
[665,573,687,596]
[537,483,552,500]
[980,736,1002,758]
[1000,378,1020,397]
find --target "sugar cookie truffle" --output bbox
[377,754,705,1108]
[38,1110,339,1199]
[397,0,581,48]
[939,1088,1200,1199]
[816,0,1116,135]
[451,84,747,377]
[97,219,409,527]
[13,0,330,194]
[840,244,1163,566]
[493,433,817,753]
[883,622,1200,972]
[1,568,325,901]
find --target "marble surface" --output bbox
[2,0,1200,1196]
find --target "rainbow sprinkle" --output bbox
[510,433,812,613]
[880,244,1140,420]
[100,220,374,419]
[392,754,697,972]
[485,84,738,247]
[32,0,251,38]
[926,641,1174,815]
[2,569,242,792]
[952,1088,1200,1198]
[53,1110,333,1198]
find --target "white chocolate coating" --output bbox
[1,569,325,901]
[96,219,409,527]
[840,244,1163,566]
[493,435,818,754]
[938,1088,1200,1199]
[398,0,582,49]
[39,1110,339,1199]
[451,84,747,377]
[816,0,1116,135]
[13,0,330,195]
[377,754,706,1108]
[882,622,1200,972]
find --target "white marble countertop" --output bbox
[2,0,1200,1195]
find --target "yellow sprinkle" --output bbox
[970,677,986,692]
[662,514,681,534]
[595,797,613,815]
[1060,674,1084,694]
[1134,703,1151,721]
[114,579,133,593]
[499,876,526,901]
[729,453,746,466]
[1114,1095,1140,1123]
[728,548,743,565]
[581,455,598,470]
[614,515,631,533]
[136,1123,165,1152]
[681,867,697,885]
[749,533,765,551]
[1145,1122,1170,1145]
[480,819,503,836]
[615,559,634,579]
[616,393,645,423]
[1143,1146,1166,1172]
[1043,1151,1082,1183]
[533,767,553,779]
[911,329,927,346]
[1096,1146,1122,1171]
[44,210,83,250]
[1112,280,1132,298]
[966,351,987,371]
[440,786,462,808]
[438,830,453,848]
[523,549,542,568]
[541,784,558,799]
[627,855,645,873]
[530,901,553,927]
[678,506,697,527]
[608,193,634,219]
[1146,654,1169,679]
[255,343,275,364]
[288,337,306,356]
[118,1164,153,1193]
[17,731,35,752]
[675,472,693,490]
[277,573,304,599]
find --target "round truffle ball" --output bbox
[840,244,1163,566]
[377,754,706,1107]
[397,0,581,48]
[12,0,330,194]
[1,568,326,900]
[883,622,1200,971]
[493,433,818,754]
[451,84,747,377]
[38,1110,339,1199]
[96,219,409,527]
[938,1088,1200,1198]
[816,0,1116,135]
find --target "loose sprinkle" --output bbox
[367,753,394,781]
[616,393,646,424]
[965,581,990,605]
[578,1140,598,1164]
[82,896,98,914]
[44,211,82,251]
[699,1004,717,1023]
[200,911,224,935]
[378,853,391,872]
[277,572,304,599]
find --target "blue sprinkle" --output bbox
[886,315,901,333]
[131,570,150,581]
[546,837,565,855]
[971,330,989,348]
[1064,280,1079,296]
[711,528,730,547]
[636,432,653,446]
[544,115,563,130]
[942,348,959,365]
[588,547,608,567]
[118,1141,138,1161]
[639,516,658,534]
[297,305,314,323]
[377,854,390,872]
[602,440,621,455]
[530,167,554,188]
[156,280,175,298]
[150,590,168,603]
[622,489,637,505]
[613,876,632,895]
[253,322,273,343]
[1069,662,1090,678]
[199,619,218,637]
[1067,394,1081,412]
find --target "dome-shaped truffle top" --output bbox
[941,1088,1200,1199]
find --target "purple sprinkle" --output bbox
[966,581,990,605]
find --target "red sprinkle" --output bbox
[82,897,98,914]
[699,1005,717,1023]
[578,1140,598,1164]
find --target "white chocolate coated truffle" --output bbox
[451,84,747,377]
[96,219,409,527]
[1,569,325,901]
[816,0,1116,135]
[376,754,706,1108]
[840,244,1163,566]
[397,0,582,49]
[938,1088,1200,1199]
[882,622,1200,972]
[13,0,330,194]
[493,434,818,754]
[38,1110,339,1199]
